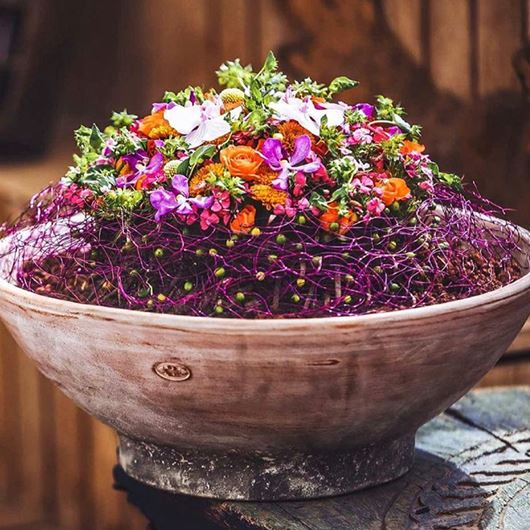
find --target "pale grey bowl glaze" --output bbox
[0,217,529,500]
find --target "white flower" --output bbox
[164,100,233,148]
[270,95,345,136]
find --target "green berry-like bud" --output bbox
[209,248,218,256]
[121,240,134,253]
[250,227,261,237]
[146,299,154,309]
[214,267,226,278]
[163,160,181,177]
[195,248,205,257]
[297,215,307,225]
[296,278,306,288]
[345,274,354,283]
[214,305,224,314]
[295,243,303,251]
[373,266,383,274]
[137,287,150,298]
[344,295,352,304]
[226,239,235,248]
[373,233,381,242]
[312,256,322,267]
[388,240,398,251]
[390,201,400,213]
[235,292,246,303]
[390,282,400,292]
[329,222,340,232]
[256,271,266,281]
[157,293,167,302]
[154,247,164,258]
[276,234,287,244]
[268,254,278,263]
[409,217,418,226]
[291,294,301,303]
[406,252,416,258]
[183,281,193,292]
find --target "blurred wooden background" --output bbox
[0,1,529,529]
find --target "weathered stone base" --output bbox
[118,433,415,501]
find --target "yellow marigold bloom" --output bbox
[189,163,226,196]
[250,184,288,209]
[278,120,315,151]
[254,166,278,185]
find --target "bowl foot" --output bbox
[118,433,415,501]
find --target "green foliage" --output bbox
[162,86,206,105]
[375,95,405,120]
[217,59,254,88]
[158,136,189,158]
[320,122,346,157]
[327,76,359,96]
[327,156,361,184]
[290,76,358,100]
[104,189,143,211]
[206,169,245,198]
[111,109,137,128]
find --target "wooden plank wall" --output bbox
[0,1,528,529]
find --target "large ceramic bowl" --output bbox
[1,216,530,500]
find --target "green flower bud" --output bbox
[154,247,164,258]
[163,160,182,178]
[276,234,287,244]
[183,281,193,292]
[291,294,301,303]
[214,267,226,278]
[235,292,245,303]
[296,278,306,288]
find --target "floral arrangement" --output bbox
[1,53,522,318]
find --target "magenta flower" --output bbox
[354,103,375,119]
[366,197,385,216]
[150,174,213,222]
[260,135,321,191]
[116,152,164,190]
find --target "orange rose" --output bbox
[138,111,177,139]
[230,205,256,234]
[320,202,358,235]
[220,146,263,180]
[400,140,425,155]
[380,178,411,206]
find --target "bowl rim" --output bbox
[1,216,530,333]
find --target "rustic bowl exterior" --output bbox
[1,221,530,499]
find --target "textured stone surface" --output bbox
[118,433,415,500]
